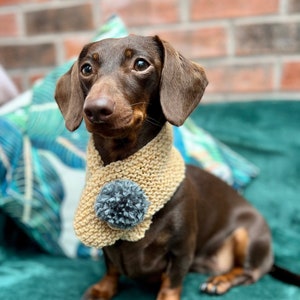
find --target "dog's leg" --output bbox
[157,273,182,300]
[82,264,119,300]
[156,242,195,300]
[200,227,272,295]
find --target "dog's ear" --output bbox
[54,62,84,131]
[157,37,208,126]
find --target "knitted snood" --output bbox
[74,123,185,248]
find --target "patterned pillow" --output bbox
[175,119,259,190]
[0,16,127,256]
[0,15,258,257]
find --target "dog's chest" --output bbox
[104,225,171,279]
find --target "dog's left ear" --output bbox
[157,36,208,126]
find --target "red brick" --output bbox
[0,0,49,5]
[29,72,47,86]
[100,0,179,26]
[64,36,91,59]
[0,0,49,6]
[235,22,300,56]
[289,0,300,13]
[150,27,227,59]
[191,0,279,20]
[25,4,93,35]
[0,43,56,69]
[206,64,274,93]
[0,13,19,37]
[281,61,300,91]
[0,0,26,5]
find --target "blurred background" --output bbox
[0,0,300,103]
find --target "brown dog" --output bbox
[55,35,300,300]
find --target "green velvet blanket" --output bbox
[1,101,299,300]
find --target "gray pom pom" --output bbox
[94,179,150,230]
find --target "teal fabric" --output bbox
[0,100,299,299]
[193,101,300,276]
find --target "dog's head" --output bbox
[55,35,208,137]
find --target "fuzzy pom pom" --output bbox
[94,179,150,230]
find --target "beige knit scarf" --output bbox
[74,123,185,248]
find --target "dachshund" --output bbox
[55,34,300,300]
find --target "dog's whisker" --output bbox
[130,102,147,107]
[145,117,162,127]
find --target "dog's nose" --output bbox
[84,98,115,123]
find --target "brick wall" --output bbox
[0,0,299,102]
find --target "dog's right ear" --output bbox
[54,62,84,131]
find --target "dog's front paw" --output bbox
[81,275,118,300]
[200,268,252,295]
[200,278,231,295]
[156,287,181,300]
[81,285,110,300]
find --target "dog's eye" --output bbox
[134,59,150,71]
[81,63,93,76]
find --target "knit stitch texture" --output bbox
[74,124,185,248]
